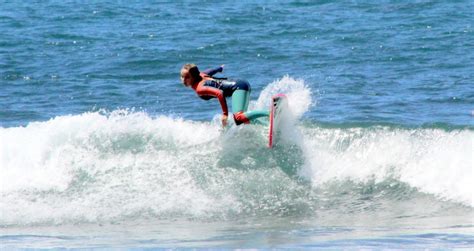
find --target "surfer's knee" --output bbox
[235,80,251,91]
[233,111,250,125]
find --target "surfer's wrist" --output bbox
[221,114,228,127]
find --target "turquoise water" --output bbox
[1,1,473,249]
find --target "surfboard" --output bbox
[268,93,288,148]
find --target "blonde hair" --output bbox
[181,63,200,79]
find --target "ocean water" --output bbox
[1,0,473,249]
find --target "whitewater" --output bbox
[1,77,472,232]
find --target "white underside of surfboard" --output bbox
[268,93,288,148]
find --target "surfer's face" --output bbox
[180,69,194,87]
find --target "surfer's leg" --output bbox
[234,110,268,125]
[244,110,269,125]
[244,110,269,121]
[233,110,269,125]
[232,90,249,112]
[232,90,269,125]
[232,90,251,125]
[231,81,269,125]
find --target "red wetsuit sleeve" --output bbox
[196,86,229,116]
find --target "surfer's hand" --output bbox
[220,64,225,72]
[221,114,228,127]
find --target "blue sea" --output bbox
[1,0,473,249]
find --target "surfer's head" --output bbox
[180,63,201,87]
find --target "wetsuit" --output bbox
[191,66,268,125]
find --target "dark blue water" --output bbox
[1,1,473,249]
[1,1,473,128]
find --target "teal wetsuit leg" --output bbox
[232,90,269,124]
[244,110,269,121]
[232,90,249,112]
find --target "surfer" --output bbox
[180,63,269,127]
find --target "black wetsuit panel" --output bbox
[200,79,250,100]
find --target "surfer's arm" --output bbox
[202,66,223,77]
[197,87,229,116]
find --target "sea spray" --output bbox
[253,75,312,120]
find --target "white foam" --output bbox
[0,111,230,224]
[251,77,473,207]
[252,75,312,120]
[0,111,230,225]
[0,111,220,193]
[252,75,313,145]
[299,127,474,207]
[1,76,472,226]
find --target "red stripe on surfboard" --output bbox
[268,99,276,148]
[268,93,287,148]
